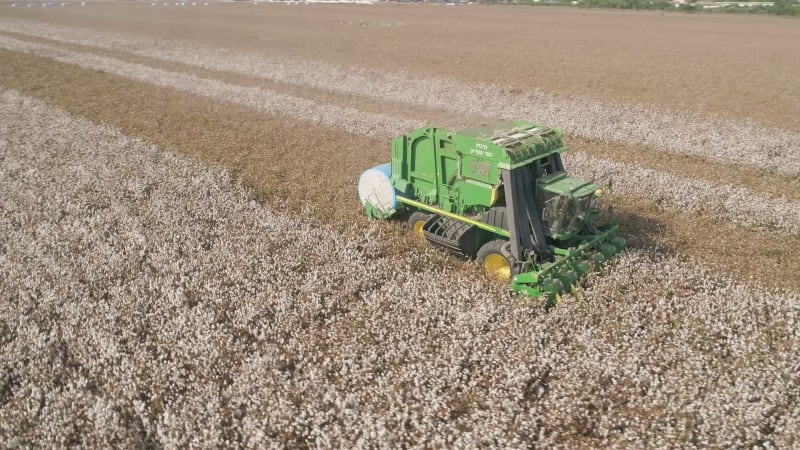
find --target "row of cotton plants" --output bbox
[2,89,798,448]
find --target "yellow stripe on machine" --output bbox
[396,196,510,238]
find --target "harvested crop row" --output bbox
[6,27,798,206]
[2,88,799,448]
[4,4,800,129]
[1,19,798,175]
[564,152,800,236]
[3,47,797,295]
[1,34,798,239]
[0,35,416,140]
[5,43,800,293]
[5,25,800,207]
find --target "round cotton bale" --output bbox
[358,163,398,216]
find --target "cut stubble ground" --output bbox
[2,25,799,202]
[4,23,800,260]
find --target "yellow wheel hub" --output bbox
[484,253,511,280]
[413,221,426,241]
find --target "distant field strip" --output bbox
[1,20,799,175]
[564,153,800,236]
[1,34,799,237]
[2,87,798,447]
[0,34,416,140]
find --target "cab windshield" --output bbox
[542,194,593,237]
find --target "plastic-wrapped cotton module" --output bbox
[357,162,397,217]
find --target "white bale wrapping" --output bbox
[358,163,397,215]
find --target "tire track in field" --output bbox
[1,34,799,239]
[1,19,799,176]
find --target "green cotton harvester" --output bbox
[358,120,625,302]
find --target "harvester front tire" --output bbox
[408,211,432,242]
[477,240,515,281]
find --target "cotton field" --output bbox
[1,4,799,448]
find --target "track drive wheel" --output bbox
[476,240,515,281]
[408,211,432,242]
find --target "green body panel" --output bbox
[392,127,502,214]
[363,200,395,220]
[390,120,586,216]
[454,120,566,168]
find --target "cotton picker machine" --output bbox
[357,120,625,302]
